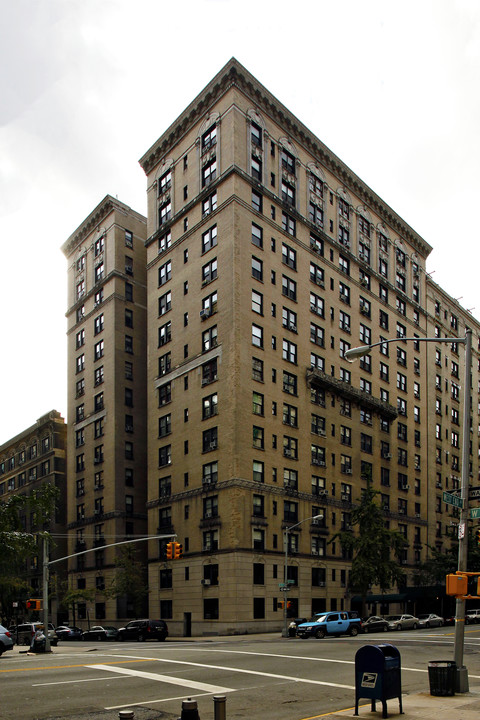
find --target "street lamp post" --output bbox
[282,515,322,638]
[345,329,472,693]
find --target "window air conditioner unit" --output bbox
[200,309,210,320]
[201,579,211,586]
[383,505,389,511]
[204,511,212,518]
[209,442,217,450]
[341,494,350,501]
[384,453,392,459]
[345,469,353,475]
[311,549,319,555]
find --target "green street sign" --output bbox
[443,491,464,509]
[469,508,480,519]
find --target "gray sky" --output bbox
[1,0,479,445]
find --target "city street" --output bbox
[1,626,480,720]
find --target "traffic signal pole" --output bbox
[453,328,472,693]
[41,532,176,652]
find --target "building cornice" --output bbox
[61,194,146,257]
[139,58,431,258]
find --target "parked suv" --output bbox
[14,622,58,647]
[117,619,168,642]
[297,611,362,639]
[466,608,480,624]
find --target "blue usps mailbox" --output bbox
[354,644,403,718]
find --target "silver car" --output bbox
[418,613,444,628]
[385,614,419,631]
[0,624,14,656]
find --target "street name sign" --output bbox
[443,491,464,509]
[469,508,480,519]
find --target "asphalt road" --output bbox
[2,626,480,720]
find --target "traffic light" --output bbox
[446,574,468,597]
[467,575,480,598]
[166,542,173,560]
[26,599,42,611]
[174,542,183,559]
[278,600,285,609]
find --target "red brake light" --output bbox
[5,631,11,638]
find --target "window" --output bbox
[359,324,371,345]
[76,329,85,348]
[310,323,324,347]
[251,223,263,248]
[158,260,172,286]
[252,189,262,213]
[282,307,297,331]
[158,321,171,347]
[282,243,296,270]
[202,325,218,352]
[282,180,296,206]
[282,275,297,301]
[339,282,350,304]
[202,257,217,285]
[158,230,172,254]
[253,392,264,416]
[251,256,263,281]
[310,262,324,286]
[339,255,350,275]
[281,148,296,174]
[251,121,262,147]
[203,427,218,452]
[158,291,172,316]
[202,393,218,419]
[252,357,264,382]
[282,339,297,364]
[202,158,217,187]
[252,324,263,348]
[253,426,264,449]
[309,202,323,227]
[94,340,104,361]
[158,445,172,467]
[252,290,263,315]
[338,226,350,246]
[253,460,264,483]
[359,216,370,237]
[281,211,296,236]
[202,190,217,217]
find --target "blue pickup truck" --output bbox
[297,611,362,639]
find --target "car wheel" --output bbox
[383,625,388,632]
[138,634,145,642]
[412,623,418,630]
[425,622,430,628]
[315,628,326,639]
[83,636,87,641]
[119,634,124,641]
[439,621,444,627]
[350,626,359,637]
[396,625,402,631]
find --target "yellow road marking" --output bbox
[0,658,151,674]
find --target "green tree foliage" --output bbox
[332,482,408,615]
[105,545,149,618]
[0,485,58,621]
[414,527,480,587]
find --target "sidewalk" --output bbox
[319,687,480,720]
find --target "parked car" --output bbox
[55,626,83,641]
[117,619,168,642]
[385,614,419,631]
[466,608,480,624]
[443,614,456,626]
[362,616,389,633]
[297,611,363,639]
[14,622,58,646]
[82,625,119,641]
[0,624,14,656]
[417,613,444,628]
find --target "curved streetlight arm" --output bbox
[344,334,466,362]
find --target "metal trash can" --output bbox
[354,644,402,718]
[428,661,456,696]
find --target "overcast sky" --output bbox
[1,0,479,445]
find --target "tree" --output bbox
[414,527,480,587]
[332,482,408,616]
[0,484,58,622]
[105,545,149,618]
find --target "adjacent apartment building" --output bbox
[62,60,480,634]
[0,410,67,623]
[62,196,147,622]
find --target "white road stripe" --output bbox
[89,663,234,694]
[91,658,355,690]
